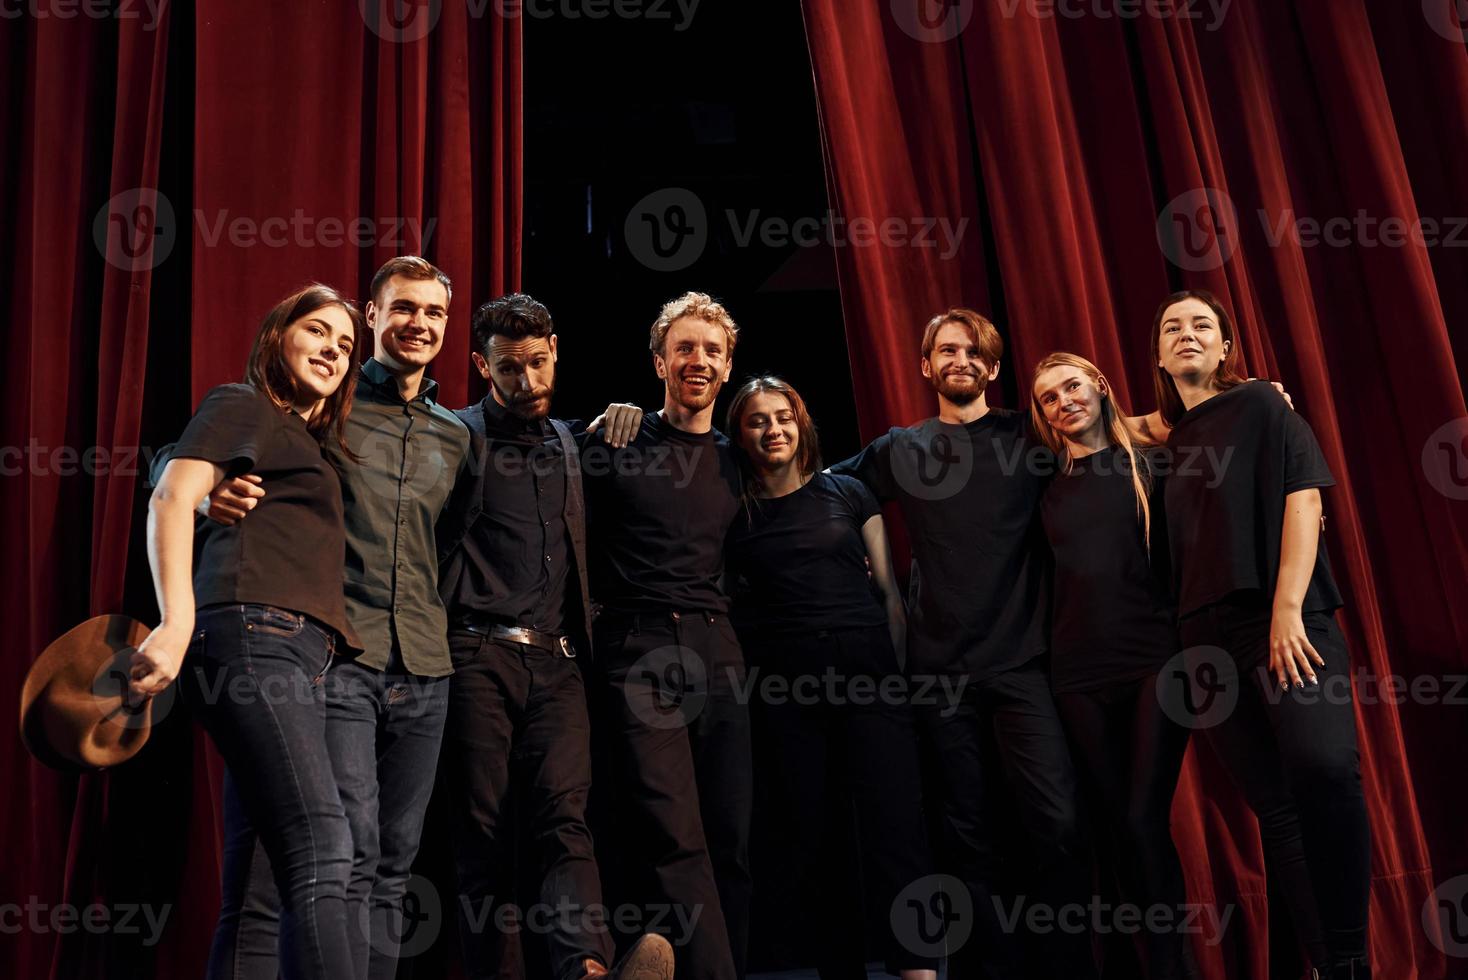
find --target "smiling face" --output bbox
[655,316,733,413]
[473,333,558,420]
[922,320,999,406]
[1033,364,1107,443]
[1157,296,1229,385]
[368,274,449,373]
[735,390,799,471]
[281,304,356,408]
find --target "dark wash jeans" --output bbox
[917,662,1097,980]
[181,603,353,980]
[591,610,753,980]
[444,630,614,980]
[1179,595,1370,972]
[743,623,938,977]
[220,658,450,980]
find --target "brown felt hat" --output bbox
[19,614,162,771]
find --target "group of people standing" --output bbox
[130,253,1372,980]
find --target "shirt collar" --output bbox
[360,357,439,406]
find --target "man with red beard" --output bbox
[578,292,750,980]
[829,309,1098,980]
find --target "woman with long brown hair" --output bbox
[129,283,365,980]
[1030,352,1195,980]
[724,376,937,980]
[1152,289,1370,980]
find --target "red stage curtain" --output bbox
[803,1,1468,977]
[1,3,521,975]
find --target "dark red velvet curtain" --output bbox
[1,2,520,975]
[804,1,1468,978]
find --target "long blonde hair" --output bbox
[1030,352,1157,551]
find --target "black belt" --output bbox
[457,617,576,658]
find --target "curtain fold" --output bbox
[803,2,1468,977]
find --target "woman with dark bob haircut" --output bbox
[130,283,366,980]
[1152,289,1371,980]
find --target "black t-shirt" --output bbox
[1164,380,1343,618]
[829,408,1052,681]
[1041,446,1177,692]
[726,472,888,637]
[579,412,742,615]
[170,383,360,650]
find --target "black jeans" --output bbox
[592,610,753,980]
[1178,596,1370,972]
[918,662,1096,980]
[1054,676,1196,980]
[226,659,451,980]
[181,603,353,980]
[444,629,613,980]
[744,624,938,978]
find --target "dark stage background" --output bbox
[5,1,1468,978]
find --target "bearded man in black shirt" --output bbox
[435,293,671,980]
[578,292,751,980]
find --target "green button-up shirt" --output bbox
[332,358,469,676]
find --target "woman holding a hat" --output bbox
[129,283,365,980]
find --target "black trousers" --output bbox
[918,662,1097,980]
[444,630,614,980]
[1054,675,1196,980]
[1178,597,1370,972]
[592,610,753,980]
[746,624,938,977]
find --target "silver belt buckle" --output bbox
[558,635,577,659]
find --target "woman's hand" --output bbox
[128,622,191,704]
[1268,603,1324,690]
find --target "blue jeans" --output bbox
[224,658,450,980]
[182,603,354,980]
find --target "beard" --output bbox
[496,379,555,420]
[931,367,988,406]
[669,371,721,412]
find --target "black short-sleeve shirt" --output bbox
[1164,380,1343,618]
[579,412,742,615]
[170,383,360,650]
[829,408,1053,682]
[1041,446,1177,692]
[726,472,887,636]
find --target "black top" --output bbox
[335,358,468,675]
[580,412,742,615]
[1164,380,1343,618]
[442,396,569,632]
[170,383,361,651]
[726,472,888,636]
[1041,446,1177,692]
[829,408,1052,682]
